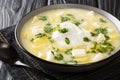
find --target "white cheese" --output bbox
[37,52,43,57]
[92,53,104,62]
[80,22,87,27]
[46,51,54,60]
[96,33,105,43]
[32,27,44,35]
[86,11,94,17]
[92,22,101,28]
[72,49,86,57]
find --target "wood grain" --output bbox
[0,0,119,30]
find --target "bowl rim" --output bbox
[15,4,120,67]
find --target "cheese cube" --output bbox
[46,51,54,60]
[92,53,104,62]
[97,33,105,43]
[72,49,86,57]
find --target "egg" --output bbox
[52,21,91,47]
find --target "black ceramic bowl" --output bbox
[15,4,120,72]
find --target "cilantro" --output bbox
[59,28,68,33]
[53,25,60,31]
[91,27,108,36]
[54,54,63,61]
[65,48,72,55]
[35,33,46,38]
[74,21,81,26]
[61,16,71,22]
[44,26,53,33]
[100,18,107,23]
[83,37,91,42]
[30,38,34,42]
[46,23,51,26]
[65,37,70,45]
[39,16,47,21]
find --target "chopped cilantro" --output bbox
[66,14,74,18]
[59,28,68,33]
[35,33,46,38]
[65,37,70,45]
[51,51,55,55]
[44,26,53,33]
[83,37,91,42]
[97,46,107,53]
[54,54,63,61]
[100,18,107,23]
[39,16,47,21]
[74,21,81,26]
[61,16,71,22]
[104,35,110,41]
[53,25,60,31]
[30,38,34,42]
[52,47,59,52]
[91,27,108,36]
[46,23,51,26]
[65,48,72,55]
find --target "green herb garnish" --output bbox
[35,33,46,38]
[100,18,107,23]
[44,26,53,33]
[53,25,60,31]
[91,27,108,36]
[30,38,34,42]
[65,37,70,45]
[61,16,71,22]
[52,47,59,52]
[39,16,47,21]
[66,14,74,17]
[83,37,91,42]
[74,21,81,26]
[51,51,55,55]
[59,28,68,33]
[54,54,63,61]
[65,48,72,54]
[104,35,110,41]
[46,23,51,26]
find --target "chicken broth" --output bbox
[21,9,120,64]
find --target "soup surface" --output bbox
[21,9,120,64]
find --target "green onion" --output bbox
[100,18,107,23]
[59,28,68,33]
[74,21,81,26]
[46,23,51,26]
[65,37,70,45]
[51,51,55,55]
[61,16,71,22]
[52,47,59,52]
[91,27,108,36]
[44,26,53,33]
[30,38,34,42]
[53,25,60,31]
[83,37,91,42]
[39,16,47,21]
[104,35,110,41]
[35,33,46,38]
[54,54,63,61]
[65,48,72,55]
[66,14,74,17]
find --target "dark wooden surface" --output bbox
[0,0,120,80]
[0,0,120,30]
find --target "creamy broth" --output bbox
[21,9,120,64]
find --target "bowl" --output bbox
[15,4,120,72]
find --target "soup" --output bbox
[21,9,120,64]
